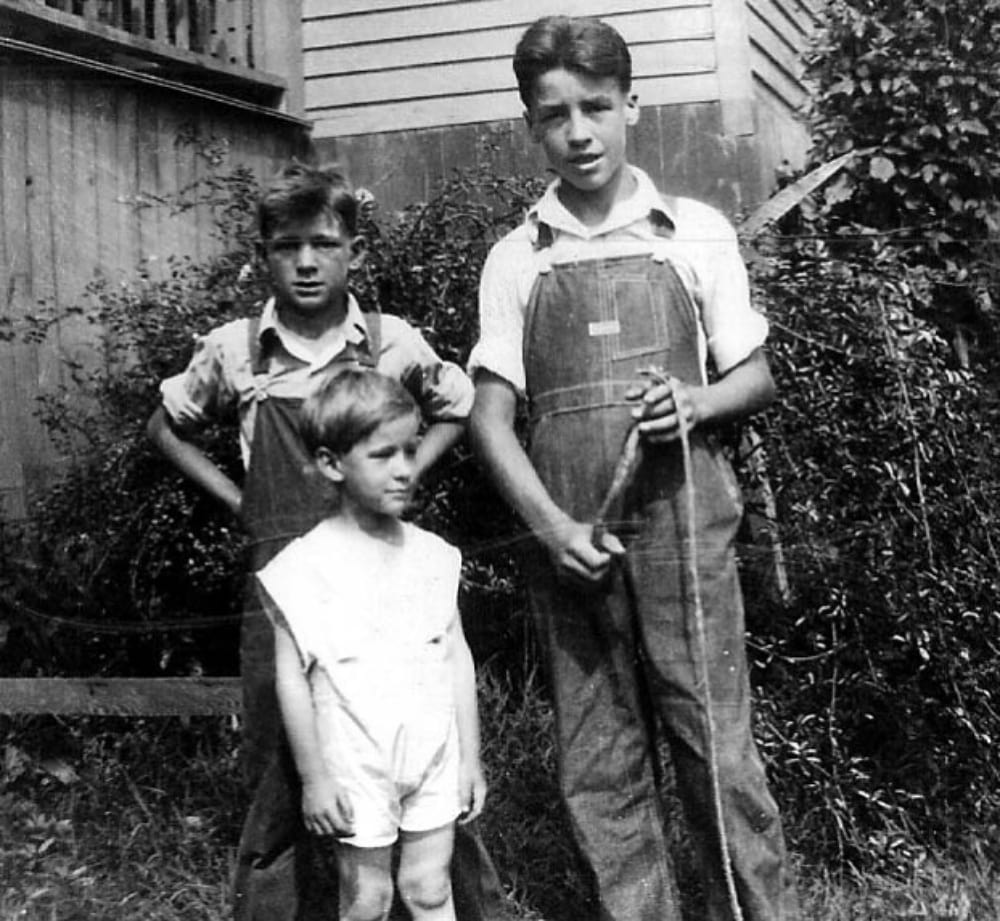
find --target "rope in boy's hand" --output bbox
[591,368,673,550]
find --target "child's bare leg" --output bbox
[337,843,394,921]
[396,824,456,921]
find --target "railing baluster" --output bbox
[151,0,168,42]
[18,0,278,76]
[174,0,190,50]
[229,0,247,66]
[129,0,144,37]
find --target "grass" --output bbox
[2,668,1000,921]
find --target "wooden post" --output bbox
[710,0,755,137]
[251,0,303,116]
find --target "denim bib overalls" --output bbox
[231,315,505,921]
[522,231,797,921]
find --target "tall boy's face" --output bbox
[264,211,363,320]
[526,68,638,198]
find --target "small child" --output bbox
[256,368,486,921]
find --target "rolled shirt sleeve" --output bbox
[466,231,534,393]
[687,203,768,374]
[158,327,238,428]
[379,315,474,421]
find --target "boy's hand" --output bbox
[625,376,701,444]
[301,780,355,837]
[543,519,625,589]
[458,759,487,824]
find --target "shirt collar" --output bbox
[527,166,676,241]
[259,294,368,347]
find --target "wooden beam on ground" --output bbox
[0,677,242,716]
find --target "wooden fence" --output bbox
[0,677,241,715]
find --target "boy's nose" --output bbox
[566,110,591,144]
[296,243,319,269]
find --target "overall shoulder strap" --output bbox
[361,308,382,368]
[246,316,266,374]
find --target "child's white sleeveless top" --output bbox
[258,520,461,789]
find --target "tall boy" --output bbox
[469,16,797,921]
[148,163,505,921]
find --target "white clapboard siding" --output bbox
[746,0,818,110]
[304,0,718,137]
[306,8,713,78]
[313,72,720,138]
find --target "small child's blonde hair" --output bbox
[300,369,419,457]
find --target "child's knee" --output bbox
[397,864,452,913]
[339,871,394,921]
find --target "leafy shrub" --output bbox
[803,0,1000,354]
[1,162,543,677]
[747,229,1000,866]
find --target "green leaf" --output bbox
[957,118,990,135]
[870,156,897,181]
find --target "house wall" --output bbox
[306,0,818,214]
[0,48,309,520]
[746,0,821,193]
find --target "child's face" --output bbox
[526,68,638,201]
[264,211,364,321]
[319,413,421,525]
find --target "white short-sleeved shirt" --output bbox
[257,519,463,844]
[468,166,767,393]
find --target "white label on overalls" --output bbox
[588,320,621,337]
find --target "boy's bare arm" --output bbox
[414,420,465,481]
[146,406,243,517]
[469,371,623,586]
[273,625,354,837]
[450,613,486,823]
[627,348,776,443]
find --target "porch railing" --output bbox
[1,0,303,110]
[33,0,262,68]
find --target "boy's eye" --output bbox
[269,240,300,255]
[310,238,341,253]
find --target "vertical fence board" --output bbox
[92,78,122,281]
[115,87,141,277]
[0,64,28,520]
[136,92,162,273]
[48,75,76,407]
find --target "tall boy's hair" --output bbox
[513,16,632,108]
[300,369,418,457]
[257,161,358,241]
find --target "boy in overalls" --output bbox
[148,163,506,921]
[468,16,798,921]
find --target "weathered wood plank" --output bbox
[0,678,242,715]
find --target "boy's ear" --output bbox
[625,93,640,127]
[349,235,367,271]
[314,446,345,484]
